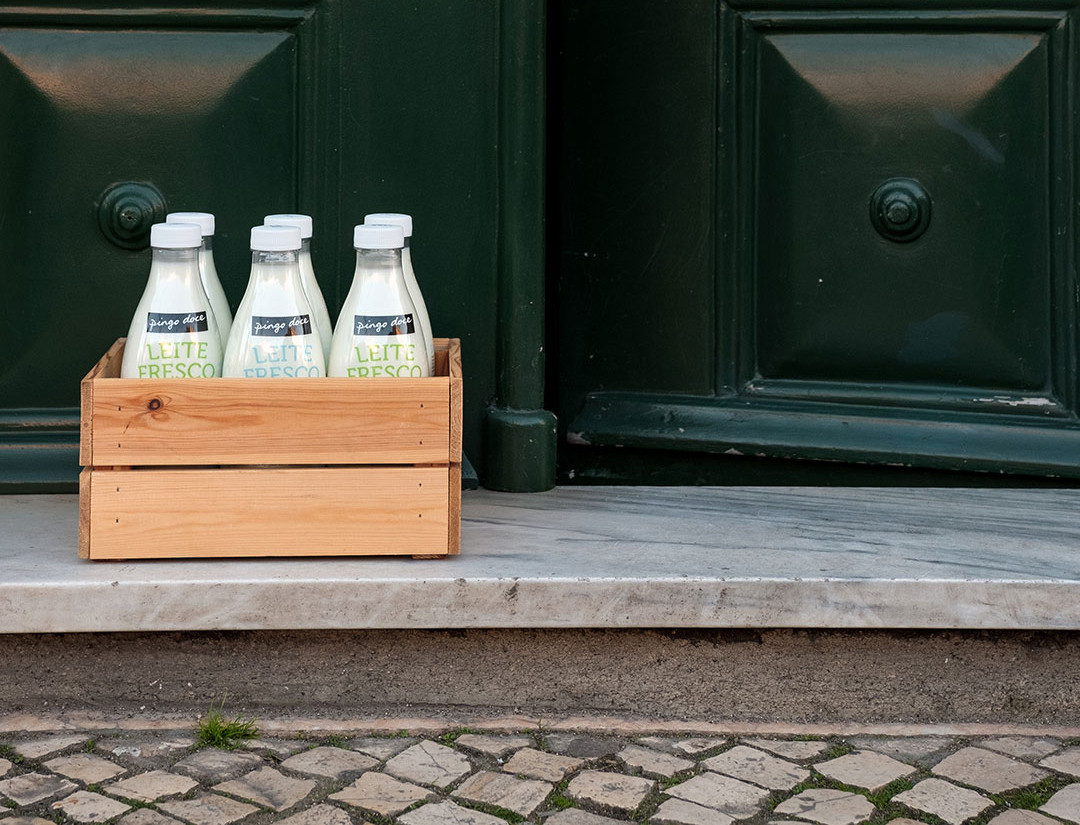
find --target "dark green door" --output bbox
[0,0,509,491]
[551,0,1080,484]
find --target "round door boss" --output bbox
[97,182,167,250]
[869,178,932,243]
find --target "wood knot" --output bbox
[147,398,162,411]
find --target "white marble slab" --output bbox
[1,487,1080,632]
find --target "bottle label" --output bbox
[146,311,209,334]
[251,315,312,337]
[353,314,415,336]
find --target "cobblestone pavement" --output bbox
[3,725,1080,825]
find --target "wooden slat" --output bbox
[80,339,125,466]
[77,469,92,559]
[85,466,450,560]
[448,339,464,462]
[89,378,449,466]
[85,338,461,467]
[448,463,462,556]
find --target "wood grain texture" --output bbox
[83,338,462,467]
[85,466,450,560]
[448,463,462,555]
[80,339,124,466]
[77,469,91,559]
[449,339,464,462]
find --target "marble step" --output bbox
[2,486,1079,633]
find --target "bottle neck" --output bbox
[251,248,300,272]
[202,237,214,253]
[150,247,200,277]
[300,238,311,255]
[354,247,403,278]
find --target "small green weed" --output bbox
[194,697,258,750]
[866,776,918,807]
[994,775,1073,810]
[438,727,479,746]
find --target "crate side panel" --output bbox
[86,466,451,559]
[449,463,462,556]
[78,468,92,559]
[89,378,451,466]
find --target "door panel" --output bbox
[553,0,1080,482]
[755,31,1052,393]
[0,1,504,490]
[0,28,297,408]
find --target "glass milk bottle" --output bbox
[263,213,333,363]
[329,224,430,378]
[121,222,224,378]
[364,213,434,373]
[223,225,326,378]
[166,211,232,345]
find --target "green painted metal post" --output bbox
[485,0,557,492]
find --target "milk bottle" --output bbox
[121,222,224,379]
[329,224,430,378]
[223,225,325,378]
[166,211,231,345]
[263,214,333,364]
[363,213,434,374]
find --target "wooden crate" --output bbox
[79,338,462,560]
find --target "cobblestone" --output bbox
[616,745,694,778]
[702,746,810,791]
[665,772,771,818]
[105,771,198,803]
[329,771,436,816]
[172,750,263,784]
[453,770,552,816]
[386,741,473,789]
[893,777,994,825]
[213,767,315,812]
[932,747,1049,793]
[1040,747,1080,777]
[454,735,532,757]
[44,754,126,785]
[652,797,735,825]
[274,804,353,825]
[503,748,583,782]
[744,739,829,760]
[14,737,87,760]
[774,788,876,825]
[847,736,953,766]
[1,722,1078,825]
[279,747,378,779]
[50,791,131,823]
[566,770,654,814]
[982,738,1062,762]
[158,793,261,825]
[398,800,505,825]
[0,773,79,806]
[1040,783,1080,824]
[117,810,183,825]
[814,750,916,790]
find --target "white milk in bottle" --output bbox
[121,222,223,378]
[223,225,325,378]
[166,211,231,345]
[263,213,333,363]
[329,224,430,378]
[364,212,434,374]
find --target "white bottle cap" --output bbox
[364,213,413,238]
[251,224,302,251]
[264,213,313,239]
[166,212,215,236]
[150,222,203,249]
[354,224,405,249]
